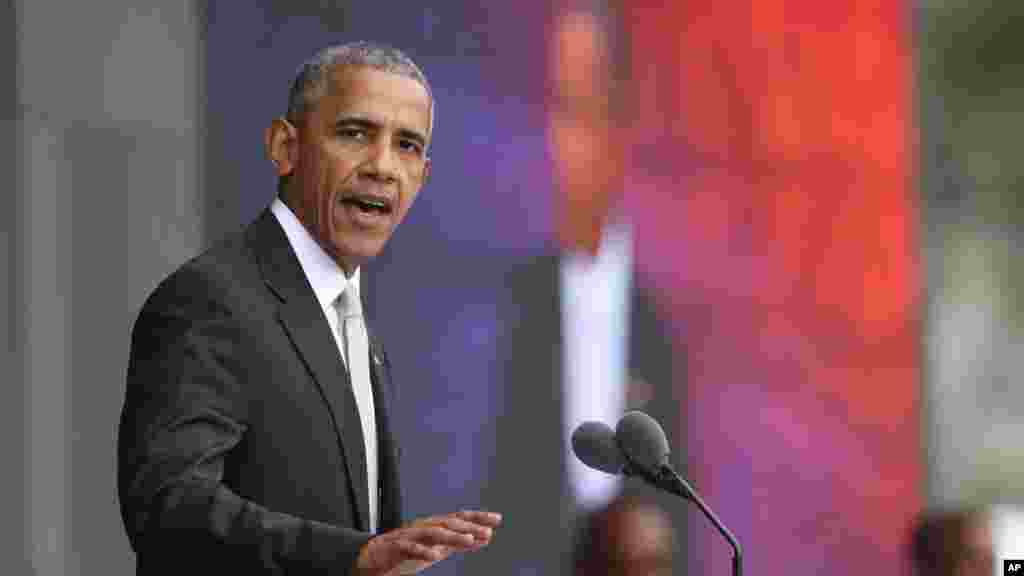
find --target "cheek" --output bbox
[319,159,337,194]
[317,163,347,212]
[397,187,424,220]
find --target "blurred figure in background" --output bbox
[574,496,675,576]
[909,508,993,576]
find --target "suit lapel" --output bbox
[246,209,370,532]
[366,324,402,529]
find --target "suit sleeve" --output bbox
[117,266,371,574]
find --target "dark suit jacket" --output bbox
[118,208,403,575]
[464,253,684,575]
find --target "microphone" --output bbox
[616,411,742,576]
[571,412,744,576]
[614,411,695,497]
[571,421,627,475]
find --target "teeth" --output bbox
[343,196,389,213]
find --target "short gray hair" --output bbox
[285,41,434,136]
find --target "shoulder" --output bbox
[133,228,261,330]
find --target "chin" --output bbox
[338,243,386,267]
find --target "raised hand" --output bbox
[355,510,502,575]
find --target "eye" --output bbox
[398,139,424,156]
[337,126,368,141]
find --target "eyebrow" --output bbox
[334,115,428,149]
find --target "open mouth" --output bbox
[340,195,393,215]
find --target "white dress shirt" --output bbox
[271,197,379,532]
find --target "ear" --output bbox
[265,117,298,177]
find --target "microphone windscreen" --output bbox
[615,411,671,470]
[571,421,626,474]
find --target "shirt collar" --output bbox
[271,197,360,313]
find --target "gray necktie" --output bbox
[337,285,378,533]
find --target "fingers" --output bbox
[427,516,493,542]
[358,510,503,575]
[405,524,477,549]
[357,532,453,575]
[454,510,503,528]
[411,511,501,542]
[451,510,501,546]
[393,539,446,563]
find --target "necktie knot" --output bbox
[338,284,363,320]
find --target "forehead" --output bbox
[315,65,432,135]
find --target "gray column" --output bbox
[3,0,29,572]
[14,2,205,574]
[920,0,1024,506]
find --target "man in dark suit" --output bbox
[118,42,501,575]
[462,11,684,573]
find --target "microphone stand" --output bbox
[623,463,743,576]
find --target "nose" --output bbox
[361,137,399,183]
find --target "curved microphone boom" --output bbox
[615,411,743,576]
[573,412,744,576]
